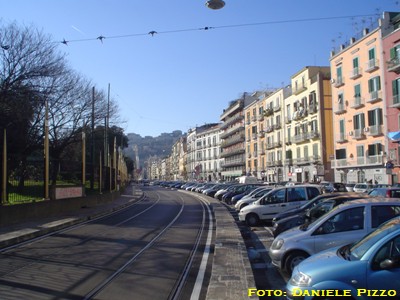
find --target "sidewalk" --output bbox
[0,185,144,249]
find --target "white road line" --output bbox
[190,197,213,300]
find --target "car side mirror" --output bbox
[380,259,396,269]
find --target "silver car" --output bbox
[269,199,400,274]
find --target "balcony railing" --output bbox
[332,154,383,168]
[367,90,382,103]
[365,59,379,73]
[349,67,362,79]
[273,103,281,112]
[392,94,400,108]
[336,132,347,143]
[333,76,345,88]
[293,84,307,95]
[387,57,400,73]
[367,125,382,136]
[334,103,346,114]
[308,105,317,114]
[350,96,364,109]
[293,133,308,143]
[352,129,365,140]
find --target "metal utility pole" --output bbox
[90,87,95,190]
[2,129,7,203]
[44,100,49,200]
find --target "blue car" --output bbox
[286,216,400,300]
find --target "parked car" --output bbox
[222,184,259,204]
[238,185,321,226]
[368,187,400,198]
[272,193,348,224]
[214,184,238,200]
[286,216,400,300]
[320,181,347,193]
[271,193,370,237]
[353,183,373,193]
[230,185,261,204]
[345,183,356,192]
[269,198,400,274]
[234,187,274,211]
[203,184,225,197]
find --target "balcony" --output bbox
[258,131,265,138]
[391,94,400,108]
[387,57,400,73]
[293,84,307,95]
[274,122,282,130]
[266,143,274,150]
[220,148,245,158]
[265,126,274,133]
[334,103,346,114]
[332,154,383,168]
[273,141,282,148]
[336,132,347,143]
[293,110,307,121]
[264,107,274,117]
[307,105,317,114]
[307,130,319,139]
[251,115,257,123]
[349,67,362,80]
[367,125,383,136]
[351,129,365,140]
[284,158,293,165]
[333,76,345,88]
[365,59,379,73]
[367,90,382,104]
[293,133,308,144]
[285,116,292,124]
[273,103,281,112]
[350,96,364,109]
[258,114,264,121]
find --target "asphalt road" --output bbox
[0,186,213,300]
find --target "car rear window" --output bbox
[371,205,400,228]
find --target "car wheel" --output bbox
[245,213,260,227]
[284,251,309,274]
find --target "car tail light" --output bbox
[386,190,391,198]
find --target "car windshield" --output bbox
[349,218,400,260]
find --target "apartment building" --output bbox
[244,88,290,182]
[186,123,221,181]
[195,123,222,181]
[244,92,264,179]
[170,136,187,181]
[383,12,400,184]
[220,93,256,181]
[330,12,399,184]
[284,66,333,183]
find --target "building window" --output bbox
[353,113,365,130]
[367,108,383,126]
[336,66,343,83]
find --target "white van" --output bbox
[237,176,258,184]
[238,185,321,226]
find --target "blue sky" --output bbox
[1,0,399,137]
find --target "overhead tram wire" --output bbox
[58,13,379,45]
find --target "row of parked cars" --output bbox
[154,180,400,298]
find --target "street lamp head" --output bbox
[205,0,225,10]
